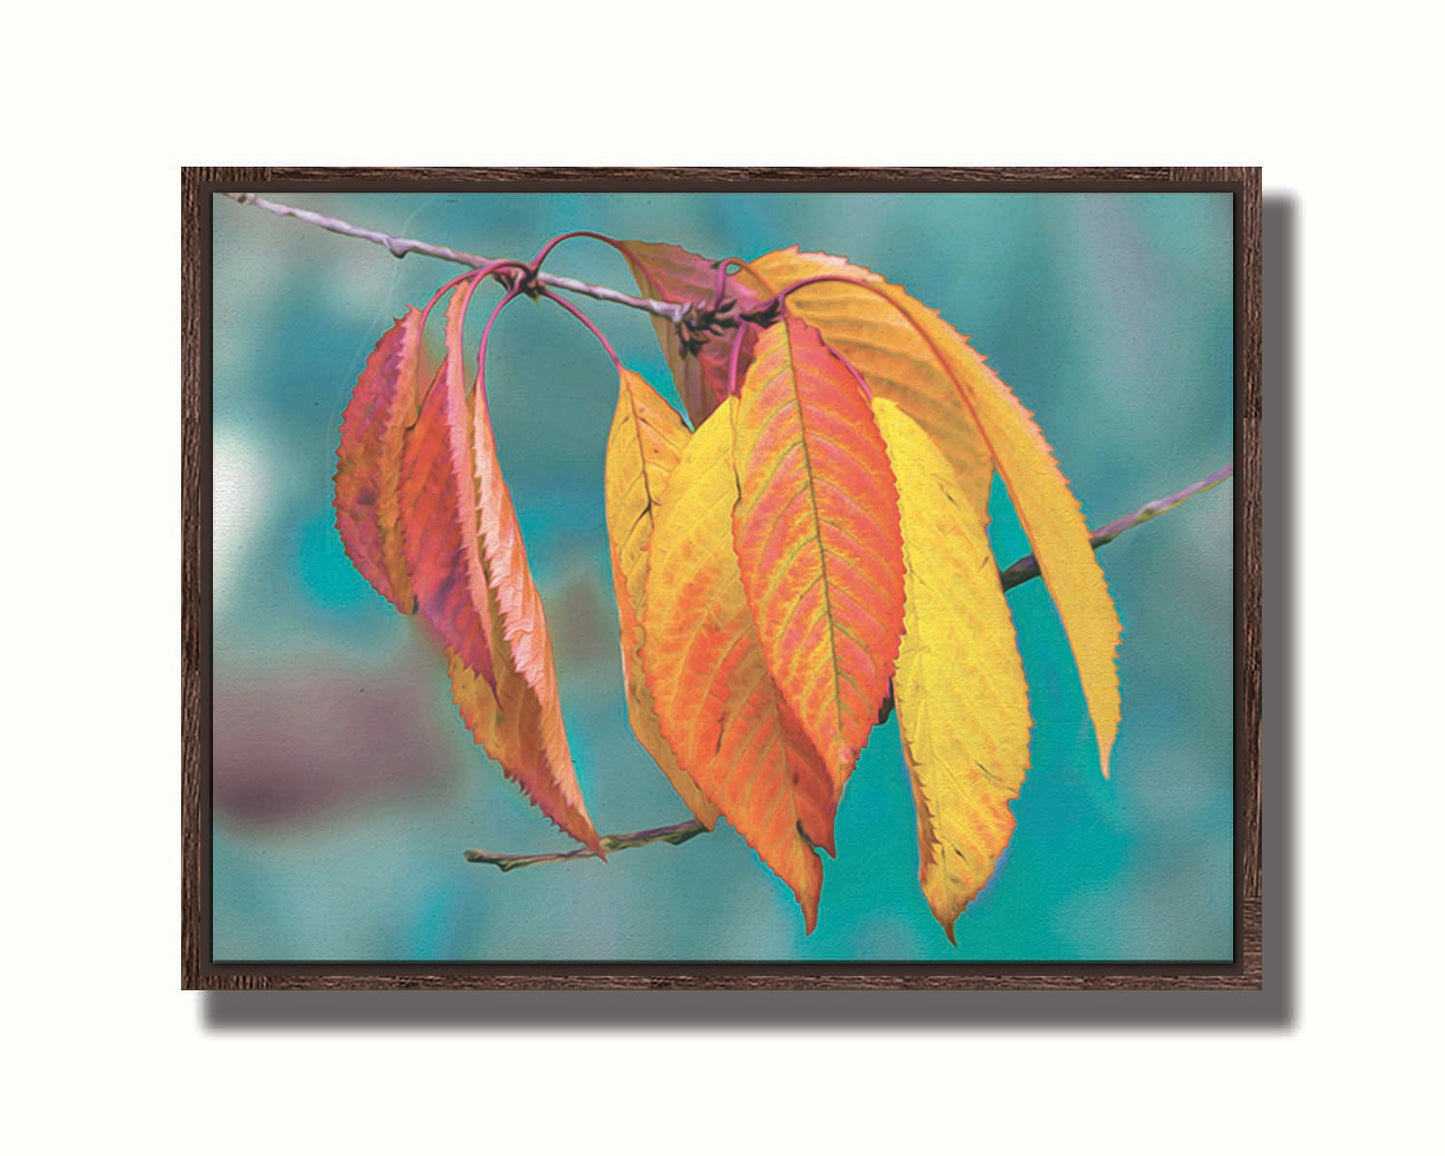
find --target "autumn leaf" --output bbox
[447,627,602,856]
[642,397,833,929]
[469,296,604,851]
[397,285,496,685]
[333,306,426,613]
[603,366,718,827]
[398,280,602,852]
[738,248,994,517]
[731,316,905,791]
[744,249,1121,776]
[875,398,1031,941]
[613,240,767,427]
[896,296,1122,777]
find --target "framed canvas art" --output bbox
[183,167,1260,989]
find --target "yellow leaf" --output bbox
[603,368,718,827]
[875,398,1032,941]
[903,305,1121,778]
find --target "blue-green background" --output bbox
[211,192,1233,962]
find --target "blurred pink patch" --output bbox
[213,651,455,827]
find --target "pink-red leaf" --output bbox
[333,307,426,612]
[397,285,495,686]
[613,240,767,427]
[467,306,599,851]
[731,316,906,791]
[399,280,601,852]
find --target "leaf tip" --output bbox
[797,818,837,859]
[1098,726,1117,780]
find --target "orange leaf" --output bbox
[731,316,905,791]
[875,398,1031,941]
[447,636,602,855]
[642,398,831,929]
[614,240,767,426]
[744,249,1121,776]
[737,249,994,517]
[603,367,718,827]
[333,307,426,613]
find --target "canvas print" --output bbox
[209,187,1235,964]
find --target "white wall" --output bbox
[5,2,1437,1150]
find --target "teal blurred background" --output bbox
[211,191,1233,962]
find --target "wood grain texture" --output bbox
[183,166,1262,992]
[182,167,270,989]
[226,166,1175,192]
[1170,168,1263,990]
[182,170,201,991]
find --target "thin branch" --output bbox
[998,463,1234,590]
[466,464,1233,871]
[222,192,687,323]
[466,819,708,871]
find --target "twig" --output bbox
[466,463,1233,871]
[222,193,687,323]
[466,819,708,871]
[998,463,1234,590]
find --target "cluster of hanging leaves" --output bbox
[334,238,1122,941]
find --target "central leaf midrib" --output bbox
[780,321,846,747]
